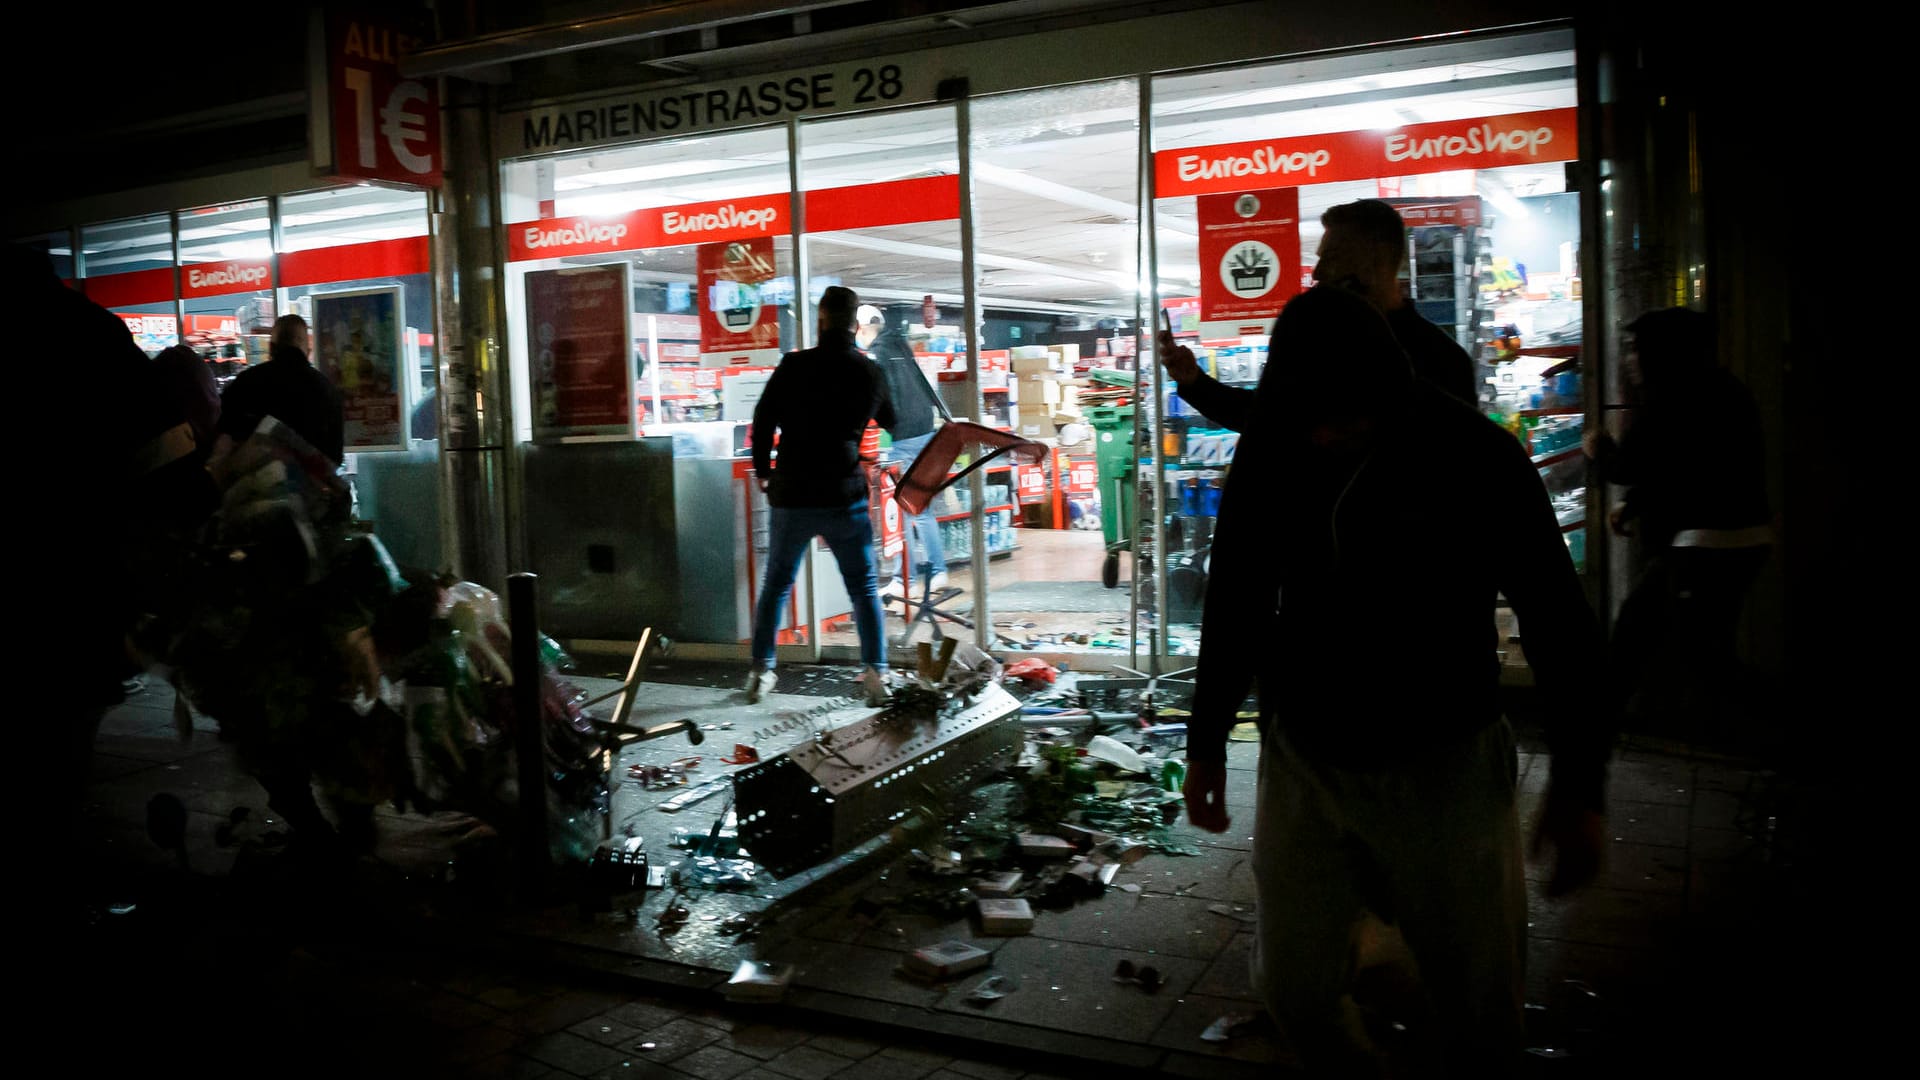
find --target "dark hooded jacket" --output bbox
[1184,286,1610,808]
[1591,307,1769,548]
[218,343,346,465]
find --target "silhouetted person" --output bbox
[1586,307,1770,722]
[1160,285,1609,1076]
[859,303,950,597]
[747,286,897,707]
[217,313,345,465]
[1167,199,1478,425]
[153,344,221,463]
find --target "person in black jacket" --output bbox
[1158,285,1609,1075]
[215,313,345,465]
[747,286,897,706]
[857,304,950,596]
[1586,306,1770,723]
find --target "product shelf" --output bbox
[1530,447,1582,468]
[1515,406,1582,417]
[938,503,1017,522]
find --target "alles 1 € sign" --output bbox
[1156,108,1578,198]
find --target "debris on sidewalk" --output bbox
[976,897,1035,935]
[1201,1011,1261,1043]
[1018,832,1076,859]
[725,959,793,1003]
[972,870,1024,897]
[965,974,1012,1007]
[1004,657,1059,686]
[901,940,993,980]
[658,777,731,812]
[1207,902,1258,924]
[1113,959,1163,993]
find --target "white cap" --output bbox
[856,304,885,327]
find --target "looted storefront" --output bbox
[478,5,1598,684]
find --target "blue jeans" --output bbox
[888,433,948,581]
[751,498,887,671]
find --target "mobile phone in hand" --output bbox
[1159,308,1173,336]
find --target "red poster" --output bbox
[181,259,273,298]
[876,470,904,560]
[1064,457,1098,494]
[698,237,780,365]
[525,264,634,440]
[1156,108,1578,199]
[323,10,441,187]
[1197,188,1301,338]
[1016,464,1047,506]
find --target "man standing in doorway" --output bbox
[1315,198,1478,406]
[1160,285,1609,1076]
[746,286,898,707]
[216,313,346,465]
[857,304,950,599]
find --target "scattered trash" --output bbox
[1207,903,1258,924]
[902,940,992,980]
[1113,959,1163,993]
[658,777,731,812]
[1201,1011,1260,1043]
[1119,883,1142,893]
[108,903,138,916]
[976,897,1036,935]
[1084,735,1147,774]
[965,974,1012,1007]
[1018,833,1075,859]
[1004,658,1060,686]
[972,870,1023,898]
[1228,722,1261,742]
[719,744,760,765]
[655,902,691,932]
[725,959,793,1003]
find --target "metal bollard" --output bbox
[508,572,549,893]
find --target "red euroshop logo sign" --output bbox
[507,176,960,262]
[326,12,441,187]
[181,259,272,298]
[1156,108,1578,198]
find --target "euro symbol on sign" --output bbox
[380,80,433,174]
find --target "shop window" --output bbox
[501,126,804,647]
[1150,27,1585,660]
[969,79,1148,658]
[178,199,274,384]
[82,213,176,355]
[278,185,437,571]
[800,107,968,657]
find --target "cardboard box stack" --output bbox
[1012,346,1058,440]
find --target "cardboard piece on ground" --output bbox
[1017,833,1075,859]
[972,870,1024,898]
[902,940,993,980]
[976,897,1035,935]
[726,960,794,1003]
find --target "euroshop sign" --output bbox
[181,259,273,299]
[1156,108,1578,198]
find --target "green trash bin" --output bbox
[1086,404,1136,588]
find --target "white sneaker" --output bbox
[927,571,951,593]
[859,667,891,707]
[744,669,777,703]
[880,577,906,600]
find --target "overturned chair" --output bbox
[886,421,1048,648]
